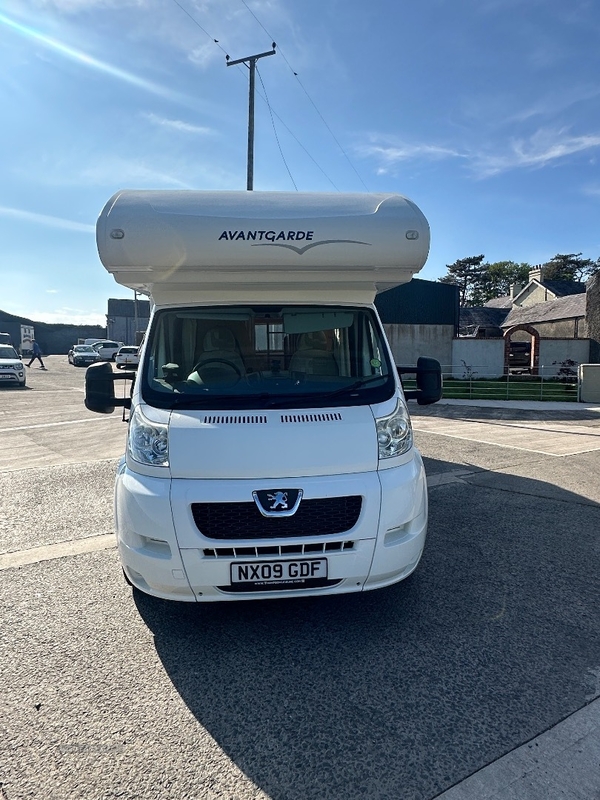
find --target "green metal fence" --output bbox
[402,364,579,402]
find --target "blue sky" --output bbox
[1,0,600,325]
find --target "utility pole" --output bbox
[133,289,139,346]
[226,44,276,190]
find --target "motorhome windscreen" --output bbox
[142,305,396,410]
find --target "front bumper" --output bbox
[114,454,428,602]
[0,369,25,385]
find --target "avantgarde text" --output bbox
[218,230,315,242]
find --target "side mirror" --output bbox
[397,357,442,406]
[85,361,133,414]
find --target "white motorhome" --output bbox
[86,191,442,602]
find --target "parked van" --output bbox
[85,191,442,602]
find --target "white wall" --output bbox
[538,339,590,377]
[450,339,505,378]
[449,337,590,379]
[384,327,591,379]
[579,364,600,402]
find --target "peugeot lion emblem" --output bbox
[268,491,288,510]
[253,489,303,517]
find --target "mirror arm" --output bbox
[109,370,135,409]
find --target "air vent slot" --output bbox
[280,412,343,423]
[203,541,355,558]
[203,415,267,425]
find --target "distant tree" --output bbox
[543,253,600,282]
[439,255,486,306]
[439,256,531,305]
[440,251,600,306]
[472,261,531,305]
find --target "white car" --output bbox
[115,346,140,369]
[92,340,124,361]
[0,345,26,387]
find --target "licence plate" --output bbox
[0,374,13,379]
[231,558,328,587]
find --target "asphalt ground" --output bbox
[0,356,599,800]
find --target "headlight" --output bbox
[376,398,413,459]
[128,406,169,467]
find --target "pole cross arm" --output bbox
[226,48,276,67]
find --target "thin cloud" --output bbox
[31,1,145,10]
[0,11,187,103]
[471,128,600,177]
[143,113,214,135]
[0,206,95,232]
[359,128,600,180]
[582,184,600,198]
[357,138,464,174]
[78,157,195,188]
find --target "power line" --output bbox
[256,65,297,190]
[167,0,342,190]
[239,0,370,191]
[260,105,340,191]
[169,0,229,58]
[292,74,370,191]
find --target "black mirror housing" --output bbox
[85,361,133,414]
[397,357,442,406]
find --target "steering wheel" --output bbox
[189,358,243,386]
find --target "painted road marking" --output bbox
[0,474,467,570]
[0,534,116,570]
[3,418,107,432]
[412,417,600,456]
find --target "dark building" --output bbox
[374,279,460,367]
[106,297,151,345]
[0,309,105,355]
[375,278,460,329]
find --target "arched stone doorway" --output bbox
[503,324,540,375]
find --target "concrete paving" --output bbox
[436,698,600,799]
[412,396,600,799]
[0,357,599,799]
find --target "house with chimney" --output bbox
[457,266,599,376]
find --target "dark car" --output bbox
[509,341,531,369]
[68,345,101,367]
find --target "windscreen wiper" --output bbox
[320,374,389,399]
[171,391,276,409]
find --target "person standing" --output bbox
[27,339,46,369]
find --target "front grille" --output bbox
[203,541,355,558]
[191,496,362,540]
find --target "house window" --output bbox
[255,322,284,352]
